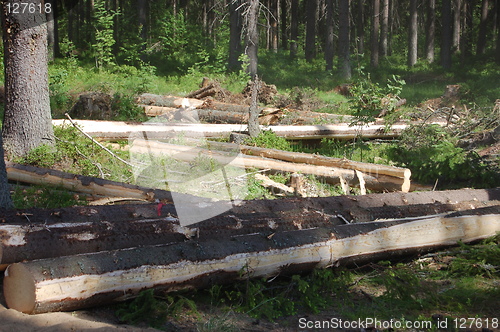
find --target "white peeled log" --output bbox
[3,211,499,314]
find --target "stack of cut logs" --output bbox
[1,168,499,314]
[2,92,497,315]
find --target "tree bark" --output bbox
[338,0,351,79]
[305,0,317,62]
[1,0,55,159]
[280,0,287,50]
[289,0,299,58]
[380,0,389,56]
[425,0,436,63]
[4,209,499,314]
[371,0,380,67]
[228,0,243,71]
[248,76,261,137]
[408,0,418,67]
[325,0,335,71]
[441,0,453,69]
[477,0,490,55]
[245,0,259,79]
[0,134,13,209]
[269,0,278,52]
[357,0,365,54]
[452,0,461,52]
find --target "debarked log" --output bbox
[130,139,410,192]
[4,210,499,314]
[52,119,410,141]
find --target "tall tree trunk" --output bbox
[248,76,261,137]
[46,9,55,62]
[1,0,55,159]
[477,0,490,55]
[269,0,279,52]
[280,0,288,49]
[325,0,335,71]
[357,0,365,53]
[137,0,148,58]
[371,0,380,67]
[228,0,243,71]
[305,0,318,62]
[461,0,475,61]
[425,0,436,63]
[442,0,453,68]
[408,0,418,67]
[380,0,389,56]
[0,134,13,209]
[338,0,351,79]
[245,0,259,79]
[452,0,461,52]
[290,0,299,58]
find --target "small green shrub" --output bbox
[349,74,406,124]
[245,130,293,151]
[386,124,496,186]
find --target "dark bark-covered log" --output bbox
[4,208,499,314]
[5,162,174,202]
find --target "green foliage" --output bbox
[18,125,132,183]
[92,0,117,69]
[116,289,169,328]
[117,289,200,328]
[448,238,500,278]
[386,124,496,186]
[348,74,406,124]
[245,130,293,151]
[11,185,85,209]
[111,93,147,121]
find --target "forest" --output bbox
[0,0,499,331]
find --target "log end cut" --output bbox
[4,263,37,314]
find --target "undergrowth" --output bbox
[112,234,500,330]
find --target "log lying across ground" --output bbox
[4,206,499,314]
[129,139,410,192]
[5,162,175,203]
[1,188,497,270]
[52,119,409,140]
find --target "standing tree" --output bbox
[338,0,351,79]
[380,0,389,56]
[305,0,317,62]
[2,0,55,159]
[408,0,418,67]
[425,0,436,63]
[325,0,335,71]
[228,0,243,71]
[452,0,461,52]
[289,0,299,58]
[244,0,259,79]
[476,0,489,55]
[371,0,380,67]
[356,0,365,54]
[442,0,453,68]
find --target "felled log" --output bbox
[181,138,411,182]
[4,207,499,314]
[53,119,414,141]
[5,162,175,202]
[142,105,277,125]
[254,173,295,196]
[130,139,409,192]
[136,94,204,109]
[0,210,197,266]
